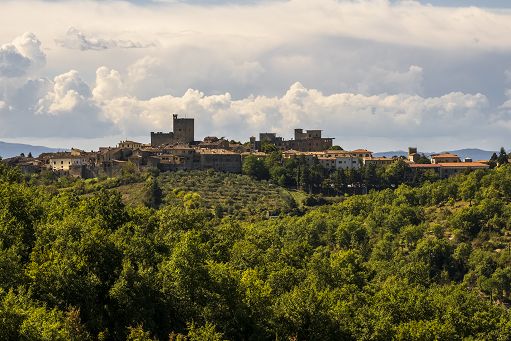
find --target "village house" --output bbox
[198,149,242,173]
[408,162,489,178]
[2,156,42,174]
[118,140,143,149]
[49,154,89,171]
[431,153,461,164]
[406,149,489,178]
[198,136,230,150]
[363,157,397,167]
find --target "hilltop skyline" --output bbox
[1,0,511,151]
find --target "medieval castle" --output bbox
[2,114,490,178]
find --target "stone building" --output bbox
[363,157,397,167]
[431,153,461,164]
[198,149,242,173]
[284,129,333,152]
[408,147,420,163]
[151,114,195,147]
[409,162,489,178]
[198,137,230,149]
[146,147,241,173]
[49,153,92,172]
[2,156,41,174]
[250,128,333,152]
[118,140,143,149]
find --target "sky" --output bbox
[1,0,511,152]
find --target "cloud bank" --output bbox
[0,0,511,151]
[56,27,155,51]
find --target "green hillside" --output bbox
[1,162,511,340]
[157,170,297,219]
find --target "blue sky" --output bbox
[1,0,511,151]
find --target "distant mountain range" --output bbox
[0,141,65,159]
[374,148,498,161]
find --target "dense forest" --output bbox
[1,160,511,340]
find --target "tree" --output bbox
[385,159,407,187]
[415,154,431,164]
[242,156,269,180]
[187,322,225,341]
[327,169,346,195]
[143,176,162,209]
[126,325,156,341]
[362,163,379,189]
[489,152,498,169]
[329,145,343,150]
[497,147,509,166]
[261,143,278,154]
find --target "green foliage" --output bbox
[144,176,162,209]
[157,171,296,219]
[0,164,510,339]
[242,155,269,180]
[186,322,225,341]
[498,147,509,166]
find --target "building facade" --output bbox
[151,114,195,147]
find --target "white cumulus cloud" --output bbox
[38,70,93,114]
[0,32,45,78]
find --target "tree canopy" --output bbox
[0,162,511,339]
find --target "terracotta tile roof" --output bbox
[431,153,459,158]
[409,162,488,168]
[438,162,489,168]
[351,149,373,153]
[409,164,440,168]
[363,157,396,161]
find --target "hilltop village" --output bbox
[1,114,491,179]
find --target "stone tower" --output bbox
[173,114,194,144]
[150,114,195,147]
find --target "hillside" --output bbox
[0,140,65,158]
[1,162,511,339]
[75,171,300,219]
[157,170,297,219]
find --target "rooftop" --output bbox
[198,148,238,155]
[438,162,489,168]
[351,149,373,153]
[431,153,459,158]
[409,162,489,168]
[363,157,396,161]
